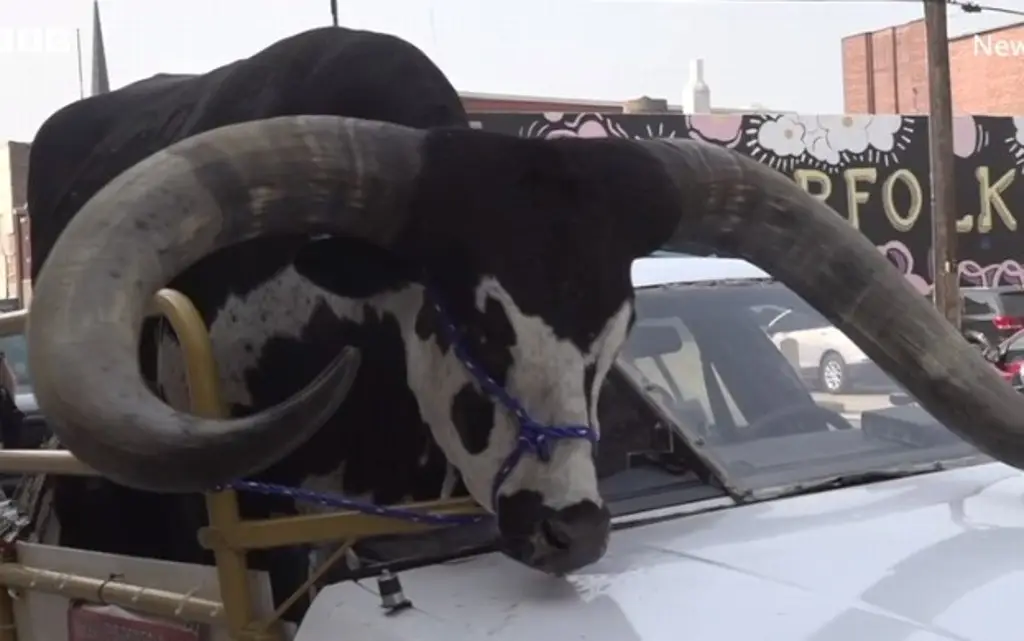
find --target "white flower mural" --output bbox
[755,114,807,158]
[1005,117,1024,173]
[802,120,840,165]
[746,113,912,172]
[518,113,630,139]
[1013,117,1024,147]
[813,115,903,155]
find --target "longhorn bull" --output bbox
[23,23,1024,626]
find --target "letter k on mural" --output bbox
[476,112,1024,294]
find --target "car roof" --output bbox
[631,254,769,288]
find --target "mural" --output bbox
[473,112,1024,292]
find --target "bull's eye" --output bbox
[471,332,504,372]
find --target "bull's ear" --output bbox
[293,237,412,298]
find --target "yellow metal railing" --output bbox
[0,290,484,641]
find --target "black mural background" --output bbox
[474,112,1024,293]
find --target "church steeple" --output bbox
[91,0,110,95]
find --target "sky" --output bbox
[0,0,1020,142]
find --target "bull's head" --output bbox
[29,117,1024,576]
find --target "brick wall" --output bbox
[950,23,1024,114]
[843,19,1024,115]
[842,33,871,112]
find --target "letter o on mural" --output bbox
[882,169,923,232]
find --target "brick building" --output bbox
[843,19,1024,115]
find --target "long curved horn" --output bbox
[635,138,1024,470]
[29,116,424,493]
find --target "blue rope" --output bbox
[425,293,597,508]
[228,480,488,526]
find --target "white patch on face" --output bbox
[404,276,633,512]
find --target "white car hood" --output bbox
[298,462,1024,641]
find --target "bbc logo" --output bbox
[0,27,76,55]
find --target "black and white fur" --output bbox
[25,27,653,622]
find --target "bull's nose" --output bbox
[497,493,611,575]
[535,503,611,573]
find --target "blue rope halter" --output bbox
[424,289,599,510]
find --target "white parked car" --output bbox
[759,305,889,394]
[296,254,1003,641]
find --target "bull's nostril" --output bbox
[540,519,571,551]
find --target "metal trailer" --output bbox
[0,289,483,641]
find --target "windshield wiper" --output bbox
[783,464,945,497]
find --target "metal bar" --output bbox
[0,563,223,624]
[0,448,483,542]
[0,450,97,476]
[149,289,265,641]
[150,290,229,418]
[257,540,354,632]
[924,0,960,328]
[200,498,482,551]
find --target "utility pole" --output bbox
[924,0,960,329]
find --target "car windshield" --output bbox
[616,279,985,495]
